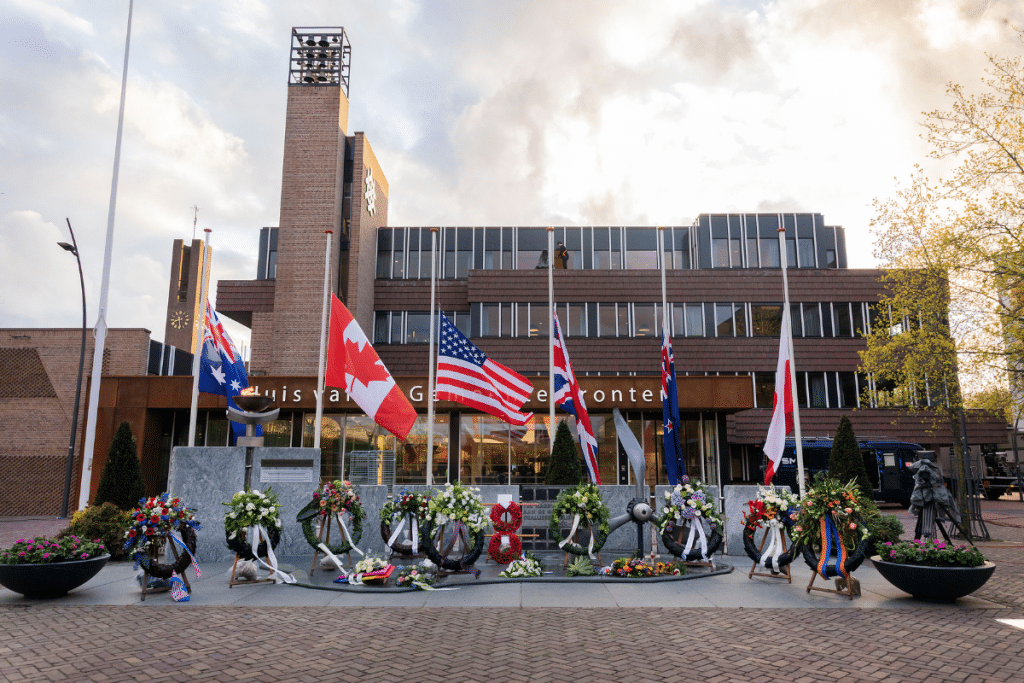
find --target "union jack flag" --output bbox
[552,311,601,484]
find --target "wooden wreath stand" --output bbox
[748,525,792,583]
[228,529,276,588]
[561,527,602,568]
[805,550,860,600]
[674,524,715,569]
[140,537,191,601]
[309,512,354,574]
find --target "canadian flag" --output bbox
[325,294,417,441]
[763,312,795,485]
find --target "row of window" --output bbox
[375,216,844,280]
[373,301,873,343]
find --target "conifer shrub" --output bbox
[828,415,873,500]
[545,420,584,485]
[92,421,146,510]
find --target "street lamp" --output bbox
[58,218,86,518]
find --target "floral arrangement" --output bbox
[488,533,523,564]
[656,476,723,534]
[427,482,489,533]
[549,483,610,556]
[880,539,987,567]
[499,554,544,578]
[792,476,870,551]
[393,562,437,589]
[353,555,389,574]
[654,560,688,576]
[123,493,200,556]
[743,485,800,529]
[224,488,283,540]
[380,490,431,525]
[0,535,106,565]
[312,480,364,519]
[489,500,522,532]
[606,556,688,578]
[565,555,597,577]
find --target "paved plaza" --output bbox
[1,498,1022,682]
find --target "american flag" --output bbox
[552,311,601,484]
[435,313,534,426]
[661,319,684,484]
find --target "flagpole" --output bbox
[426,228,438,484]
[187,228,213,447]
[778,225,806,497]
[76,0,134,511]
[658,227,669,324]
[547,227,555,453]
[314,230,333,449]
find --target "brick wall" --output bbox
[0,328,151,515]
[347,132,389,333]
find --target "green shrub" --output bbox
[93,421,146,510]
[867,513,905,556]
[60,503,131,561]
[828,415,873,500]
[544,420,584,485]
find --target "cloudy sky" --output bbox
[1,0,1021,351]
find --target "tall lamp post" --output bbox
[58,218,86,518]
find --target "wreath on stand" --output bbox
[380,490,432,555]
[549,484,610,558]
[123,493,201,579]
[297,480,365,555]
[793,477,871,577]
[742,485,801,572]
[656,477,724,561]
[488,500,523,564]
[223,488,284,561]
[420,483,487,572]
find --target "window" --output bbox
[751,304,783,336]
[633,304,656,337]
[531,303,549,338]
[759,239,780,268]
[802,303,821,337]
[374,312,390,343]
[616,305,629,337]
[716,304,736,337]
[685,304,704,337]
[565,303,587,337]
[798,238,815,267]
[852,303,866,336]
[598,304,616,337]
[481,304,500,337]
[832,303,853,337]
[838,372,858,408]
[390,313,402,344]
[754,372,775,408]
[808,373,827,407]
[405,312,431,343]
[713,239,730,268]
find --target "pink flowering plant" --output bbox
[881,539,986,567]
[0,535,106,565]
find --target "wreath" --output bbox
[742,485,801,571]
[656,477,723,560]
[223,488,284,560]
[297,480,365,555]
[488,532,523,564]
[549,484,610,557]
[123,494,201,579]
[793,476,871,577]
[380,490,431,555]
[489,501,522,533]
[421,483,488,571]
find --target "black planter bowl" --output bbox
[870,556,996,602]
[0,555,110,599]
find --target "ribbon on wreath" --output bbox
[816,515,848,580]
[169,530,202,579]
[318,543,347,578]
[557,514,598,560]
[681,514,710,561]
[246,524,296,584]
[759,520,785,574]
[440,520,481,577]
[169,572,189,602]
[335,511,364,556]
[386,514,419,555]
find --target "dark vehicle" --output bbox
[765,438,923,507]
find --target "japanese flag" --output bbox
[325,294,417,441]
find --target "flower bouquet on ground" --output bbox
[297,480,365,556]
[393,561,437,589]
[123,493,201,582]
[604,556,689,578]
[793,476,872,585]
[656,476,723,561]
[338,555,393,585]
[550,483,610,558]
[742,485,801,573]
[499,552,544,578]
[421,482,488,572]
[380,490,432,555]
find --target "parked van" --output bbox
[765,438,923,507]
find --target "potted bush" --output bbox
[871,539,995,601]
[0,535,109,598]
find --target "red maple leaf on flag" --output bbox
[344,335,392,386]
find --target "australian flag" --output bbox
[661,320,684,484]
[552,311,601,484]
[197,301,257,438]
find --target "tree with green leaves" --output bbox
[544,420,584,485]
[864,29,1024,537]
[92,421,146,510]
[828,415,872,501]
